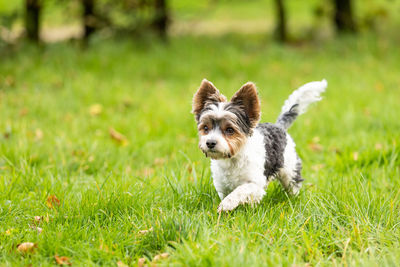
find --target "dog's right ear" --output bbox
[192,79,226,121]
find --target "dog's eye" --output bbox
[203,126,209,133]
[225,127,234,135]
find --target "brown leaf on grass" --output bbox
[138,227,153,235]
[138,167,154,177]
[17,242,37,253]
[153,157,167,166]
[312,136,320,143]
[3,126,11,139]
[29,225,43,234]
[55,255,71,265]
[308,143,323,152]
[35,129,43,141]
[153,252,169,262]
[311,164,325,171]
[46,195,60,209]
[308,136,323,152]
[186,164,193,173]
[5,228,14,235]
[109,128,128,145]
[4,76,15,87]
[33,216,42,224]
[99,240,109,252]
[117,261,129,267]
[125,166,132,174]
[89,104,103,116]
[44,213,50,223]
[375,143,383,150]
[138,258,146,267]
[19,108,29,116]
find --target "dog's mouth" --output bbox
[203,149,232,159]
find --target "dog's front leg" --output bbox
[217,183,266,212]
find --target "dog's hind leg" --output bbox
[278,162,303,195]
[277,134,304,195]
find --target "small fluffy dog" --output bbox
[192,79,327,212]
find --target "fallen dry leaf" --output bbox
[138,227,153,235]
[46,195,60,209]
[138,167,154,177]
[138,258,146,267]
[186,164,193,173]
[99,240,109,252]
[153,252,169,262]
[311,164,325,171]
[19,108,29,116]
[154,157,167,166]
[5,228,14,235]
[125,166,132,174]
[29,225,43,234]
[33,216,42,224]
[4,75,15,87]
[117,261,129,267]
[44,213,50,223]
[363,108,371,117]
[375,143,383,150]
[308,143,323,152]
[109,128,128,145]
[312,136,320,143]
[35,129,43,141]
[55,255,71,265]
[89,104,103,116]
[17,242,37,253]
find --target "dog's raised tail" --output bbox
[276,79,327,130]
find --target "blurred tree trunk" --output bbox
[274,0,287,42]
[333,0,356,33]
[25,0,41,42]
[82,0,95,43]
[153,0,168,40]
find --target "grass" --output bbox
[1,3,400,265]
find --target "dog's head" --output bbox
[192,79,261,159]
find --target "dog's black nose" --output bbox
[206,140,217,149]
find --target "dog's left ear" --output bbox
[231,82,261,128]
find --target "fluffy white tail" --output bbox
[276,79,327,129]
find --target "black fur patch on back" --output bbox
[256,123,287,179]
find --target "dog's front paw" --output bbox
[217,196,239,212]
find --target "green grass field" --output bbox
[1,1,400,265]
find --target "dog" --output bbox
[192,79,327,212]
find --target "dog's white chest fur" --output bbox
[211,129,267,199]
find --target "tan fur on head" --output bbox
[230,82,261,128]
[192,79,227,120]
[224,129,246,157]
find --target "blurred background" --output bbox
[0,0,399,171]
[0,0,399,46]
